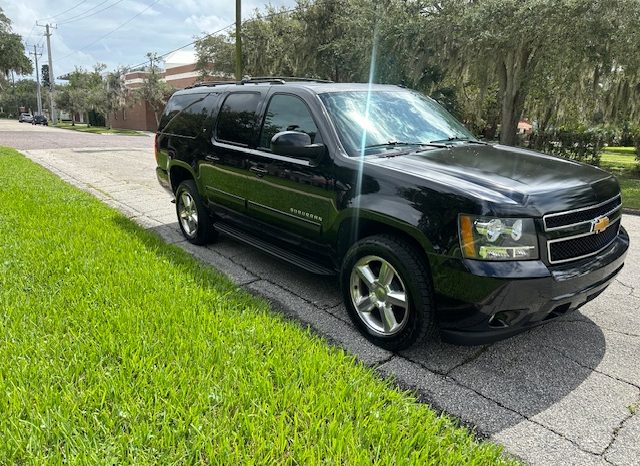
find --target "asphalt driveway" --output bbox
[2,119,639,465]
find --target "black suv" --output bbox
[32,115,48,126]
[155,77,629,349]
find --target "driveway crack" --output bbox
[444,345,491,376]
[446,372,613,457]
[602,396,640,458]
[544,345,640,390]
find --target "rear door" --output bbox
[200,91,265,213]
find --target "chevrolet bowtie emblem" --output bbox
[592,216,610,234]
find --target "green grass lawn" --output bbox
[0,146,513,464]
[54,122,144,135]
[618,177,640,210]
[599,148,640,210]
[602,146,637,155]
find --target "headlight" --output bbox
[459,215,539,260]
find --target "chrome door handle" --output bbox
[250,167,268,177]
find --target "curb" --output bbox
[623,207,640,216]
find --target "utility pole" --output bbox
[235,0,242,80]
[29,45,43,116]
[37,23,57,123]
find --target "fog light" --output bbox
[478,245,536,259]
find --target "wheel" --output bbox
[175,180,217,245]
[340,234,437,350]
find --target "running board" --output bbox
[214,223,336,276]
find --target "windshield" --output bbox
[319,90,476,157]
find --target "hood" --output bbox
[367,143,619,214]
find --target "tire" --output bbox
[340,234,437,350]
[175,180,217,245]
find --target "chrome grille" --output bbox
[548,219,621,264]
[543,195,621,231]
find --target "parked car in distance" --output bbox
[154,77,629,350]
[32,115,48,126]
[18,113,33,123]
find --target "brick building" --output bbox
[110,50,214,132]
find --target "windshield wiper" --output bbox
[429,136,488,145]
[365,141,448,150]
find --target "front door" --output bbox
[244,92,338,240]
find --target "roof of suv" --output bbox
[176,79,408,96]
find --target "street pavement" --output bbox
[2,119,639,465]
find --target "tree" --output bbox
[195,35,235,79]
[103,68,128,129]
[0,79,46,116]
[422,0,640,144]
[0,8,33,90]
[189,0,640,142]
[134,52,172,127]
[54,65,105,125]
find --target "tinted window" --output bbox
[159,94,193,132]
[259,94,320,149]
[216,92,261,146]
[172,93,218,138]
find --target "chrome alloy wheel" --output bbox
[178,191,198,237]
[349,255,409,336]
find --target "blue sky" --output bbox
[3,0,296,80]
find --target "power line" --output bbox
[23,22,37,46]
[58,0,162,61]
[125,22,236,70]
[57,0,127,25]
[38,0,89,21]
[55,5,302,75]
[124,6,302,71]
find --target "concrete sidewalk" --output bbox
[18,144,640,466]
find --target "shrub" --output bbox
[528,126,603,166]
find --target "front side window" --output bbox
[216,92,261,146]
[319,90,475,157]
[259,94,320,149]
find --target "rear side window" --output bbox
[216,92,262,146]
[259,94,320,149]
[173,94,218,138]
[158,94,193,132]
[159,93,218,137]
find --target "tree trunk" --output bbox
[500,90,525,146]
[497,47,535,146]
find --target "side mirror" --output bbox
[270,131,326,160]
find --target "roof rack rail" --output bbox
[185,80,236,89]
[184,76,334,90]
[240,76,334,84]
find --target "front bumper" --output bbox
[435,226,629,345]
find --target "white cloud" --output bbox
[2,0,297,79]
[183,14,231,36]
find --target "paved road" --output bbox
[3,119,639,465]
[0,119,153,150]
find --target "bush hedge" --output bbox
[527,127,603,166]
